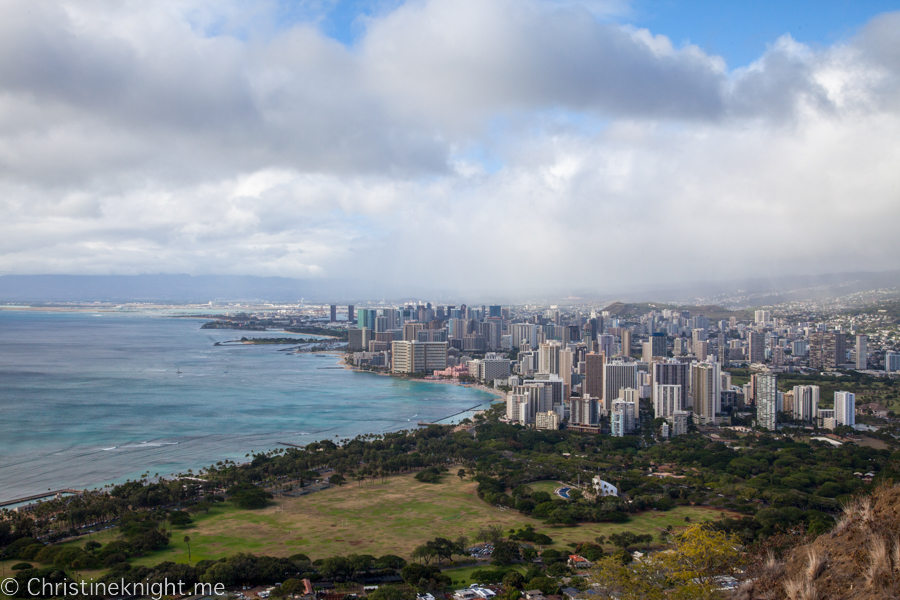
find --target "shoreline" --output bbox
[338,355,505,399]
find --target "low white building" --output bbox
[592,476,617,497]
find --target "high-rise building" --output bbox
[756,372,778,431]
[488,305,502,318]
[855,335,868,370]
[348,328,371,351]
[834,391,855,426]
[603,362,637,413]
[330,304,337,322]
[809,332,847,369]
[539,341,562,375]
[652,360,689,410]
[748,331,766,364]
[672,410,690,435]
[598,334,616,358]
[692,340,709,359]
[348,305,355,323]
[755,310,771,324]
[691,362,721,425]
[570,395,598,426]
[535,411,560,430]
[654,384,682,419]
[403,322,424,341]
[887,352,900,373]
[650,332,666,358]
[792,385,820,422]
[611,398,636,436]
[584,352,605,399]
[391,341,448,374]
[620,330,632,358]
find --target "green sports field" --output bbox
[70,472,733,567]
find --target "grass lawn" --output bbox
[117,472,734,565]
[525,480,564,495]
[441,563,528,586]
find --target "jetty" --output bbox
[417,404,484,426]
[0,488,84,509]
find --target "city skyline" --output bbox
[1,1,899,296]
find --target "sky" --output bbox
[1,0,899,297]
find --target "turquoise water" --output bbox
[0,310,494,501]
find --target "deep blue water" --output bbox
[0,310,494,501]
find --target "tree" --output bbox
[587,524,745,599]
[491,540,521,565]
[330,474,346,486]
[458,469,467,480]
[184,535,191,562]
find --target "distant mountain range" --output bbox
[0,270,898,305]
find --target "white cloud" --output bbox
[0,0,898,296]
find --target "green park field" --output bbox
[32,472,735,571]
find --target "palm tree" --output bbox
[184,535,191,562]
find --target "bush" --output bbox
[11,563,33,571]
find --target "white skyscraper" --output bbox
[756,372,778,431]
[792,385,820,422]
[603,361,637,413]
[834,391,856,427]
[654,384,682,419]
[690,361,721,425]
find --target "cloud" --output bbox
[0,0,898,297]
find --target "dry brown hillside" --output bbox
[733,482,900,599]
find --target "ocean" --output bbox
[0,309,495,501]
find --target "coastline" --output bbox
[337,354,505,399]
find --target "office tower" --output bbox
[584,352,605,400]
[375,315,388,333]
[650,332,666,358]
[348,305,355,322]
[330,304,337,322]
[391,341,448,373]
[756,372,777,431]
[488,305,502,318]
[834,391,856,426]
[611,398,635,436]
[809,332,847,369]
[539,341,562,375]
[755,310,771,324]
[598,334,615,358]
[691,361,721,425]
[621,330,632,358]
[748,331,765,364]
[855,335,868,370]
[484,317,503,350]
[603,361,637,413]
[673,337,688,356]
[692,328,708,343]
[792,385,820,422]
[887,352,900,373]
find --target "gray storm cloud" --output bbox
[0,0,898,294]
